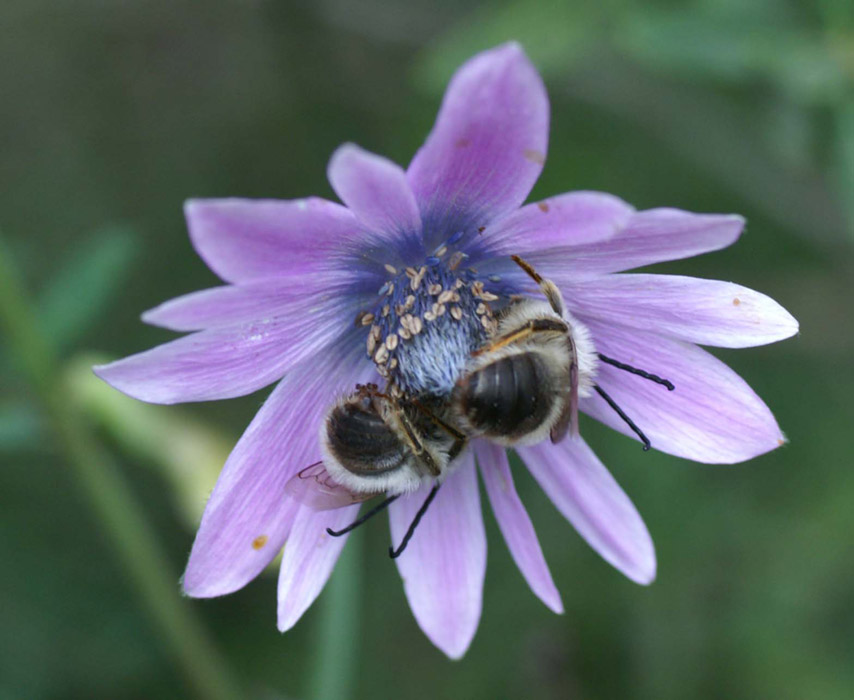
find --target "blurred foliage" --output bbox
[1,0,852,699]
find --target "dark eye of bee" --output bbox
[454,351,556,442]
[326,399,409,476]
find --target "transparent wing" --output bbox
[285,461,376,511]
[550,332,579,442]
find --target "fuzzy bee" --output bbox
[451,255,598,447]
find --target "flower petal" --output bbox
[516,209,744,281]
[142,279,367,333]
[389,454,486,659]
[94,298,356,404]
[185,197,362,284]
[277,503,361,632]
[478,192,633,259]
[565,274,799,348]
[518,438,656,585]
[475,441,562,613]
[181,350,370,597]
[581,320,786,462]
[327,143,422,245]
[407,43,549,239]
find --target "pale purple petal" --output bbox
[565,274,799,348]
[518,438,656,585]
[185,198,362,284]
[327,144,422,242]
[94,298,355,404]
[389,454,486,659]
[277,503,361,632]
[480,192,633,258]
[142,278,366,332]
[581,320,786,462]
[517,209,744,281]
[407,43,549,232]
[182,352,369,597]
[475,441,562,613]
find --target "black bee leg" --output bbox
[593,384,652,451]
[597,354,675,391]
[388,484,440,559]
[326,494,400,537]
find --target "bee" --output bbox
[286,383,465,556]
[451,255,598,446]
[320,384,465,498]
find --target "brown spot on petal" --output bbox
[455,138,471,148]
[733,297,741,306]
[537,201,550,213]
[778,438,786,446]
[252,535,268,550]
[524,149,546,165]
[477,226,485,233]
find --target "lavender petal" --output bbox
[566,274,799,348]
[407,43,549,239]
[389,454,486,659]
[582,320,787,463]
[518,438,656,585]
[475,441,563,613]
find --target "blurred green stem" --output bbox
[0,238,244,700]
[310,532,363,700]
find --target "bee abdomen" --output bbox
[457,352,554,442]
[326,402,409,476]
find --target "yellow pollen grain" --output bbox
[252,535,269,550]
[733,297,741,306]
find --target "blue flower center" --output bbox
[358,237,505,397]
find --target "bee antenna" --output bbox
[593,384,652,451]
[597,354,675,391]
[326,494,399,537]
[388,484,440,559]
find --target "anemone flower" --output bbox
[95,43,798,659]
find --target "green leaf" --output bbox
[615,9,848,105]
[38,225,138,352]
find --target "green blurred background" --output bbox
[2,1,852,698]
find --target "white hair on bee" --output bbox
[495,298,599,398]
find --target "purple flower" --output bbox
[95,43,798,659]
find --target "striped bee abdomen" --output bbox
[326,401,409,476]
[456,351,555,442]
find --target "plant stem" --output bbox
[0,238,244,700]
[309,532,363,700]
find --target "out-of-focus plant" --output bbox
[409,0,854,243]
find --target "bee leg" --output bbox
[511,254,565,316]
[395,410,442,477]
[471,318,568,357]
[388,484,440,559]
[408,397,468,462]
[326,494,400,537]
[593,384,652,451]
[597,354,675,391]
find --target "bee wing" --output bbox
[550,333,580,443]
[285,461,376,510]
